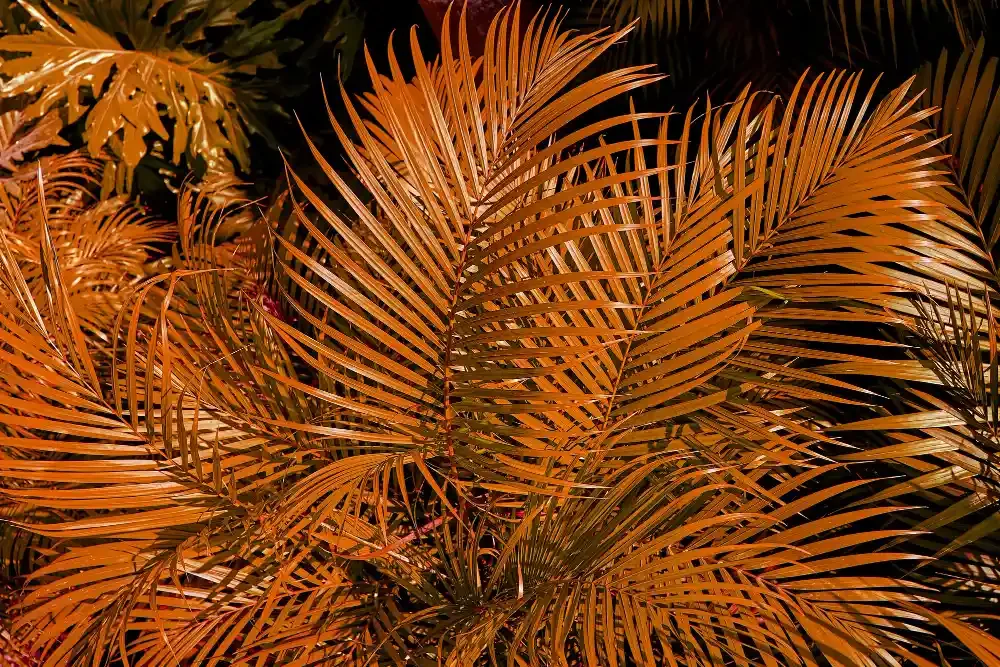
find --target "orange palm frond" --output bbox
[2,4,1000,666]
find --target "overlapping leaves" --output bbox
[2,4,1000,666]
[0,0,365,178]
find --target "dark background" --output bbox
[204,0,1000,213]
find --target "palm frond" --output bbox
[807,37,1000,576]
[0,153,172,333]
[277,3,664,487]
[914,37,1000,258]
[4,4,1000,665]
[591,0,710,36]
[823,0,987,56]
[0,0,250,172]
[356,458,1000,665]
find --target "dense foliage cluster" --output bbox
[3,0,1000,665]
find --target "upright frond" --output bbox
[279,2,663,492]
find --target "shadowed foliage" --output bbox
[0,0,365,190]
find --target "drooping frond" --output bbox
[914,37,1000,256]
[809,37,1000,576]
[0,194,340,663]
[826,282,1000,612]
